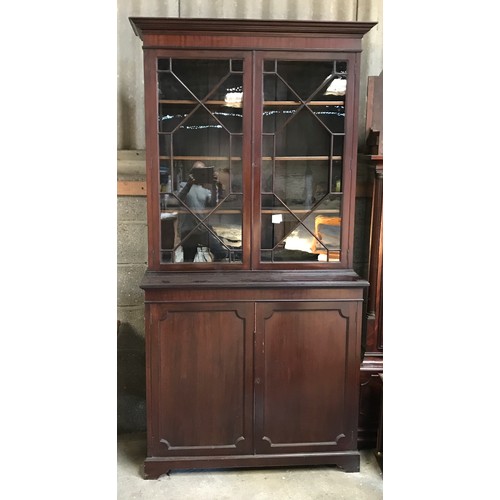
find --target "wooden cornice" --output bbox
[129,17,377,40]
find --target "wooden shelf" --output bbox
[263,100,344,106]
[263,156,342,161]
[161,208,339,215]
[158,99,344,106]
[262,208,341,214]
[159,156,342,162]
[161,209,242,215]
[159,100,234,105]
[159,156,242,161]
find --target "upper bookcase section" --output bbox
[130,17,376,271]
[129,17,377,52]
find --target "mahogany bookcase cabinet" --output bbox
[130,17,376,479]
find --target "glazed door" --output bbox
[145,50,253,269]
[147,302,254,457]
[253,52,359,269]
[254,301,361,454]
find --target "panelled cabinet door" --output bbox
[254,301,361,454]
[147,302,255,457]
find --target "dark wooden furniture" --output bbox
[130,17,376,479]
[375,373,383,470]
[358,73,383,448]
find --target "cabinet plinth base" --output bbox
[143,452,360,479]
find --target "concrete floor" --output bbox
[118,433,383,499]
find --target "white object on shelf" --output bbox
[324,78,346,96]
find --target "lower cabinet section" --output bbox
[142,281,365,479]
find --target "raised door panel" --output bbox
[255,301,361,454]
[148,302,254,456]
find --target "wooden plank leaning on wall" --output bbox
[118,150,146,196]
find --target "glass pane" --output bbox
[277,60,335,101]
[261,209,321,262]
[175,171,241,263]
[158,134,171,157]
[333,134,344,158]
[331,160,343,193]
[171,59,230,100]
[205,103,243,134]
[260,195,342,263]
[263,73,299,102]
[263,103,297,134]
[172,107,229,158]
[261,196,288,251]
[274,108,331,157]
[262,135,275,159]
[158,57,245,265]
[160,158,245,263]
[263,60,276,73]
[159,102,196,133]
[157,69,195,101]
[313,104,345,134]
[205,195,243,263]
[230,59,243,72]
[227,156,243,193]
[260,58,348,264]
[262,74,300,133]
[309,214,342,262]
[207,73,243,103]
[230,136,243,168]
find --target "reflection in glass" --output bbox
[313,104,345,134]
[206,103,243,134]
[260,189,341,263]
[310,215,341,260]
[160,160,243,264]
[159,103,195,133]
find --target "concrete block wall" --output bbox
[117,196,147,332]
[117,149,147,333]
[117,151,147,432]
